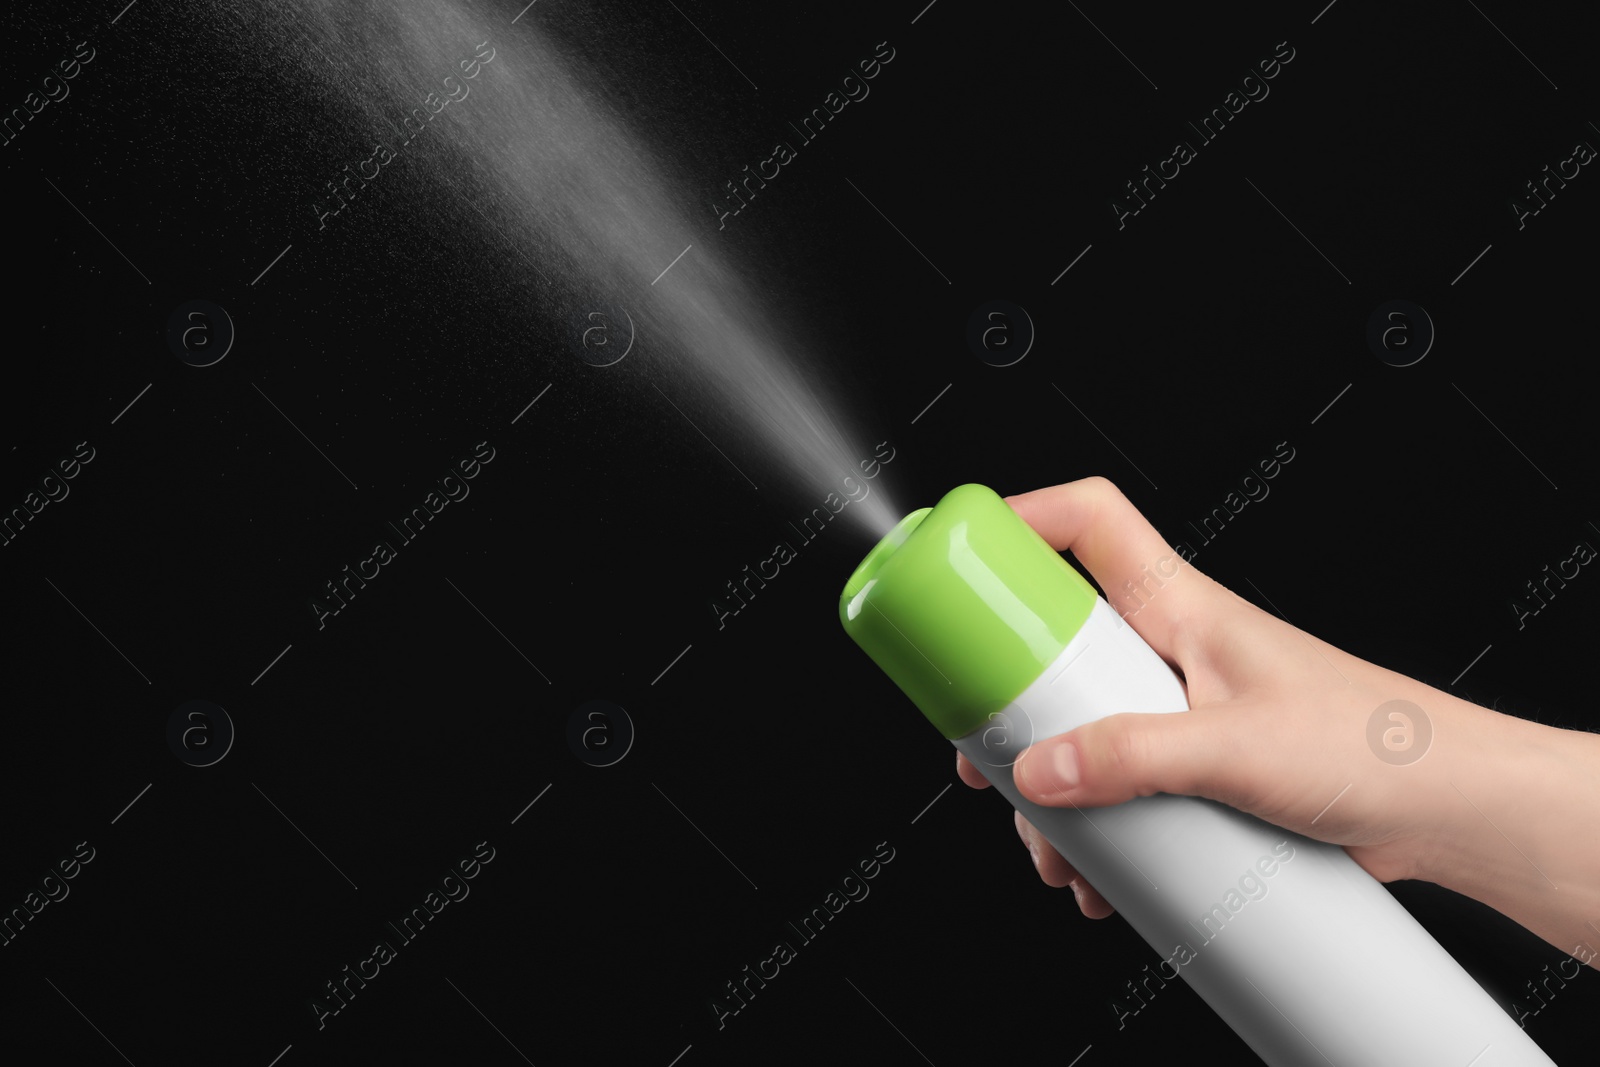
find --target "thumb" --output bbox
[1013,708,1259,814]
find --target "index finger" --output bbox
[1004,476,1220,660]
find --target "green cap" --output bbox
[839,483,1099,739]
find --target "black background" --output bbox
[2,0,1597,1064]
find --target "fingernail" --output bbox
[1027,842,1040,870]
[1052,742,1081,791]
[1024,740,1079,795]
[1070,880,1085,908]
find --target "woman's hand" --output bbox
[958,477,1600,964]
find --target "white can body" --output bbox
[952,598,1553,1066]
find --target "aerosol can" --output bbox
[839,483,1553,1066]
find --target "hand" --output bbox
[957,477,1600,965]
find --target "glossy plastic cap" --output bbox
[839,483,1099,739]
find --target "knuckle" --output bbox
[1083,475,1124,505]
[1099,717,1148,793]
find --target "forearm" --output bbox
[1419,693,1600,965]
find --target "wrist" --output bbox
[1418,692,1600,960]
